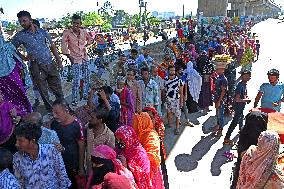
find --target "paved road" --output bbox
[164,18,284,189]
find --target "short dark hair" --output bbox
[131,49,138,54]
[141,67,149,74]
[72,14,81,21]
[32,19,40,28]
[52,99,74,115]
[168,65,175,71]
[92,105,109,121]
[127,68,136,75]
[14,123,42,143]
[0,148,13,171]
[100,86,113,95]
[17,10,31,18]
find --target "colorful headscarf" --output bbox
[237,131,284,189]
[101,173,135,189]
[91,145,135,182]
[132,112,161,167]
[132,113,164,189]
[114,126,152,189]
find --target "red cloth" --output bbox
[250,108,284,143]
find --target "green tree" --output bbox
[82,12,103,26]
[112,10,131,27]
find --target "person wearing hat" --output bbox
[254,69,284,112]
[223,70,251,145]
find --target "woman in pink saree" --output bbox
[115,125,152,189]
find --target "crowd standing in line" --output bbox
[1,10,284,189]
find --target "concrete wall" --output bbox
[198,0,229,17]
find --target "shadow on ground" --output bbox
[174,134,220,172]
[202,116,232,134]
[210,134,239,176]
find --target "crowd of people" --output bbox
[0,8,284,189]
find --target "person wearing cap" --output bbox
[254,69,284,112]
[223,70,251,145]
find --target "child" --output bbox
[0,148,21,188]
[164,65,184,135]
[255,39,260,61]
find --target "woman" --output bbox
[196,51,214,112]
[86,145,137,189]
[237,130,284,189]
[0,34,32,113]
[115,76,135,126]
[143,107,169,189]
[231,111,268,188]
[185,61,202,113]
[132,112,164,189]
[114,125,152,189]
[125,69,142,113]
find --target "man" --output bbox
[0,148,20,189]
[212,63,228,137]
[21,112,63,150]
[136,47,154,70]
[61,14,93,106]
[151,65,164,116]
[224,70,251,145]
[254,69,284,112]
[51,99,85,189]
[113,54,127,80]
[164,65,184,135]
[88,86,120,133]
[138,67,159,111]
[11,11,63,112]
[86,106,115,172]
[13,123,71,189]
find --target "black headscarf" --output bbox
[237,111,268,154]
[91,156,115,186]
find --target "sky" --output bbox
[0,0,283,21]
[0,0,199,21]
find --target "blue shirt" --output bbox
[259,82,284,112]
[138,79,159,108]
[214,74,228,102]
[136,54,153,69]
[13,144,71,189]
[38,127,61,144]
[234,81,247,110]
[11,28,54,64]
[0,168,21,189]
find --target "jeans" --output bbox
[216,102,225,128]
[225,104,244,140]
[71,61,90,102]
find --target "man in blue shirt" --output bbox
[13,123,71,189]
[11,11,63,112]
[136,47,154,70]
[254,69,284,112]
[224,70,251,145]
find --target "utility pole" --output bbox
[139,0,142,30]
[183,4,185,18]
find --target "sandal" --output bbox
[223,151,235,161]
[216,129,223,138]
[185,120,194,127]
[210,125,220,133]
[174,128,181,135]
